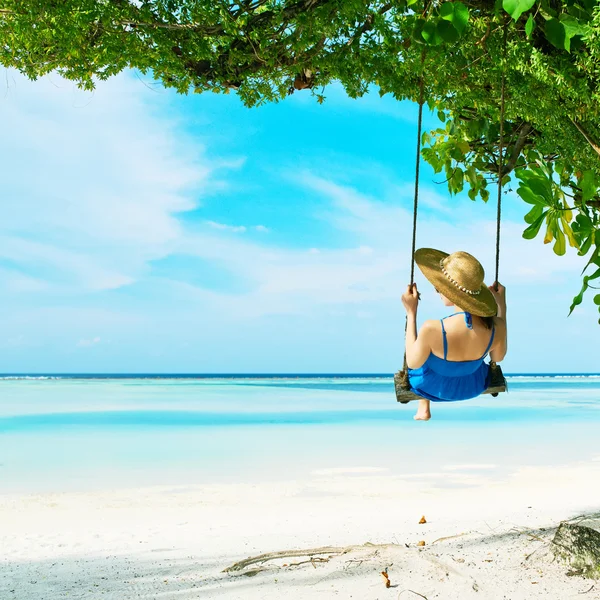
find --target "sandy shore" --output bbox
[3,459,600,599]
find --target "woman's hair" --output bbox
[479,315,495,330]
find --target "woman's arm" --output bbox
[402,284,434,369]
[489,282,507,363]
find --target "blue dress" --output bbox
[408,312,495,402]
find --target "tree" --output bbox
[2,0,600,319]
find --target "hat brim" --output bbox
[414,248,497,317]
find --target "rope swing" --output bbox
[494,25,508,288]
[409,54,426,287]
[394,35,509,404]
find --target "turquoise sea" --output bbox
[2,374,600,494]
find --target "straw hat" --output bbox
[414,248,497,317]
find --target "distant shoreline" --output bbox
[1,372,600,380]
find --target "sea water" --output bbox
[1,375,600,493]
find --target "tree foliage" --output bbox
[2,0,600,319]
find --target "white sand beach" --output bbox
[3,458,600,599]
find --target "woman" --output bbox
[401,248,507,421]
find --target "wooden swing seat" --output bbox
[394,362,507,403]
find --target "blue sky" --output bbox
[0,70,596,373]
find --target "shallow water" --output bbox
[1,375,599,493]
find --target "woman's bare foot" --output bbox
[413,411,431,421]
[414,399,431,421]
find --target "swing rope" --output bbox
[398,29,508,395]
[409,57,426,286]
[494,25,508,289]
[406,34,507,306]
[402,55,426,377]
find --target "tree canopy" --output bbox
[2,0,600,319]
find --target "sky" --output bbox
[0,69,596,373]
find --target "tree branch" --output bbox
[186,0,334,86]
[223,542,395,574]
[232,0,271,19]
[0,6,226,35]
[223,545,350,573]
[346,2,393,46]
[502,122,533,175]
[244,0,332,32]
[570,117,600,159]
[119,20,224,34]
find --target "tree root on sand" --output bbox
[222,542,397,576]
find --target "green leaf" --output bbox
[561,217,579,249]
[560,16,587,40]
[421,20,444,45]
[439,2,470,34]
[525,15,535,38]
[566,3,591,21]
[545,18,569,51]
[525,14,535,38]
[450,167,464,192]
[465,166,478,187]
[580,170,597,202]
[544,217,554,244]
[412,18,428,44]
[456,140,470,154]
[573,213,594,235]
[524,204,543,224]
[579,235,594,256]
[437,20,460,43]
[517,185,545,206]
[502,0,536,21]
[517,170,553,202]
[594,294,600,306]
[587,268,600,283]
[522,211,546,239]
[569,279,587,315]
[583,246,600,273]
[553,224,566,256]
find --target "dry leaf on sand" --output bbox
[381,570,391,588]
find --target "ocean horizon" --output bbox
[2,372,600,379]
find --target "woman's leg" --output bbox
[414,398,431,421]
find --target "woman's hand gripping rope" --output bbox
[402,283,420,315]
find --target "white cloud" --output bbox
[160,170,588,321]
[0,236,133,291]
[77,337,101,348]
[0,71,233,292]
[206,221,247,233]
[205,222,270,234]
